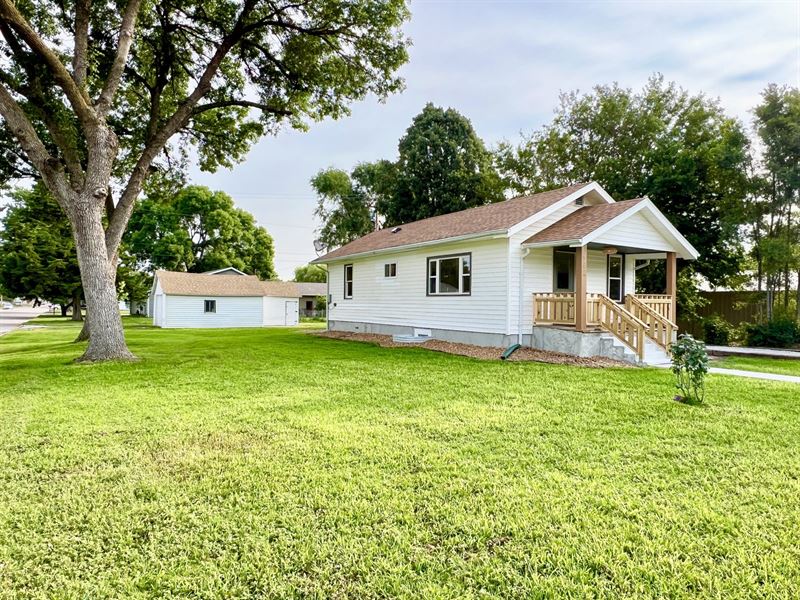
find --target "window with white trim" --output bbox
[343,264,353,298]
[427,254,471,295]
[607,255,623,302]
[384,263,397,278]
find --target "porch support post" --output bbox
[666,251,677,321]
[575,245,588,331]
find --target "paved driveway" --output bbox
[0,306,50,336]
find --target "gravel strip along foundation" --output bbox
[312,331,632,368]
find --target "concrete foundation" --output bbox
[328,320,528,348]
[327,320,639,364]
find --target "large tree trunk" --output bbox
[75,317,90,342]
[60,304,68,317]
[71,291,83,321]
[70,199,134,361]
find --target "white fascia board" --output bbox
[521,239,581,249]
[581,198,699,259]
[506,182,613,238]
[312,230,507,265]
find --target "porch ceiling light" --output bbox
[603,247,618,255]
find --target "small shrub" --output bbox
[670,335,709,404]
[702,316,733,346]
[744,318,800,348]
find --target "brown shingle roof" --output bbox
[156,270,299,297]
[296,282,327,297]
[522,198,645,245]
[314,183,591,262]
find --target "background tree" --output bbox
[379,103,504,225]
[312,160,396,248]
[0,0,410,360]
[126,185,276,279]
[293,263,327,283]
[495,76,751,290]
[750,85,800,318]
[0,183,83,319]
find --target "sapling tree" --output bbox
[670,335,710,404]
[0,0,410,361]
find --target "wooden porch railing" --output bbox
[595,294,646,360]
[633,294,674,322]
[533,292,576,325]
[625,294,677,352]
[533,292,652,361]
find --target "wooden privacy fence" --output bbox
[678,291,768,338]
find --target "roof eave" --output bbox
[311,229,508,264]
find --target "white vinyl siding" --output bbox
[327,237,508,334]
[263,297,299,326]
[161,295,263,328]
[592,211,675,252]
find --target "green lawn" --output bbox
[1,318,799,598]
[714,354,800,377]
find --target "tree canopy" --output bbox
[495,76,751,287]
[0,0,411,360]
[126,185,276,279]
[379,103,504,225]
[0,183,82,310]
[311,160,396,249]
[293,263,327,283]
[312,103,503,247]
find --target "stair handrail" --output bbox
[625,294,677,352]
[596,294,647,361]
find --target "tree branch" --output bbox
[105,0,260,254]
[73,0,90,89]
[0,82,73,206]
[0,0,95,129]
[191,100,292,116]
[95,0,142,116]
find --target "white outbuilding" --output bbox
[150,269,300,328]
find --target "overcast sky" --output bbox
[190,0,800,280]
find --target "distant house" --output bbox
[150,269,299,328]
[311,182,698,364]
[296,282,327,316]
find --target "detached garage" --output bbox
[150,269,299,329]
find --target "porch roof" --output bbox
[521,197,699,260]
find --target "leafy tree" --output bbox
[0,0,410,360]
[751,85,800,318]
[126,186,276,279]
[378,103,504,225]
[0,183,83,319]
[495,76,751,288]
[293,263,327,283]
[312,160,396,248]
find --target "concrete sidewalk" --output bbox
[709,367,800,384]
[706,345,800,359]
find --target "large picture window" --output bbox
[343,264,353,299]
[427,254,471,295]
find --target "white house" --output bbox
[311,182,699,364]
[150,269,300,328]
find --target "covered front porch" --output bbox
[520,197,697,363]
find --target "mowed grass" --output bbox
[714,354,800,377]
[1,318,799,599]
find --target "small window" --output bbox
[427,254,471,295]
[384,263,397,278]
[343,264,353,299]
[204,299,216,313]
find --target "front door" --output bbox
[607,255,624,302]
